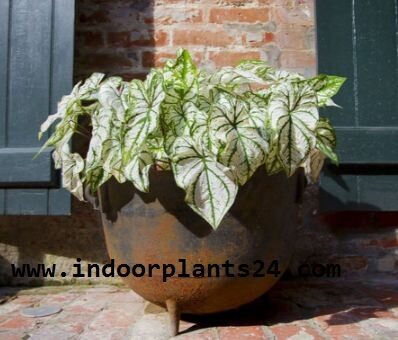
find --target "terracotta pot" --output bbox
[97,168,304,335]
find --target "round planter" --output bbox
[97,168,304,335]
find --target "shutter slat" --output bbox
[335,128,398,164]
[0,190,4,214]
[51,0,75,113]
[8,0,52,147]
[48,189,71,215]
[356,0,398,126]
[316,0,356,127]
[0,0,10,147]
[5,189,48,215]
[321,171,398,211]
[0,148,55,186]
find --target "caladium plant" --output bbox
[38,49,345,229]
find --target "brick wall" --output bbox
[75,0,316,82]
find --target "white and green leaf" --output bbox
[315,118,339,164]
[124,145,154,192]
[84,107,113,190]
[304,149,326,183]
[305,74,346,107]
[54,144,85,201]
[211,92,268,185]
[265,140,283,175]
[269,82,319,176]
[124,71,165,153]
[171,137,238,229]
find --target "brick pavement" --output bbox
[0,278,397,339]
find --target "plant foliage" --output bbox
[39,49,345,229]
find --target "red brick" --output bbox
[265,32,275,43]
[319,211,398,229]
[88,309,138,330]
[119,72,148,81]
[142,52,175,68]
[142,51,204,68]
[179,320,196,332]
[76,31,104,49]
[348,307,395,320]
[173,30,235,47]
[273,0,313,6]
[107,30,168,48]
[153,0,201,4]
[0,333,25,340]
[280,50,315,68]
[79,10,110,25]
[315,312,373,339]
[275,31,308,50]
[78,53,135,71]
[272,6,314,26]
[106,31,130,47]
[50,312,95,334]
[209,8,269,23]
[243,31,276,47]
[328,255,368,272]
[365,235,398,248]
[218,326,267,339]
[326,324,373,340]
[318,212,375,229]
[209,51,261,67]
[145,8,203,25]
[0,316,36,329]
[270,323,323,339]
[177,329,217,339]
[362,287,398,308]
[215,0,270,5]
[375,212,398,227]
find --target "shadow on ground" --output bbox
[179,277,398,333]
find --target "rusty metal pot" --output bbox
[97,168,304,336]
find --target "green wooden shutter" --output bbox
[0,0,75,215]
[316,0,398,211]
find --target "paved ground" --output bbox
[0,278,397,339]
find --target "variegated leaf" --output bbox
[316,118,339,164]
[237,60,304,84]
[84,108,113,190]
[95,80,127,182]
[98,77,125,120]
[124,71,165,153]
[54,144,85,200]
[269,82,319,176]
[265,141,283,175]
[124,145,154,192]
[304,149,326,183]
[237,60,274,80]
[78,72,105,100]
[212,92,268,185]
[171,137,238,229]
[161,51,199,152]
[101,120,125,183]
[207,66,265,91]
[146,134,170,170]
[192,94,222,155]
[305,75,346,107]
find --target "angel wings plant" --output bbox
[38,49,345,229]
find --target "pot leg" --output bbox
[166,299,180,337]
